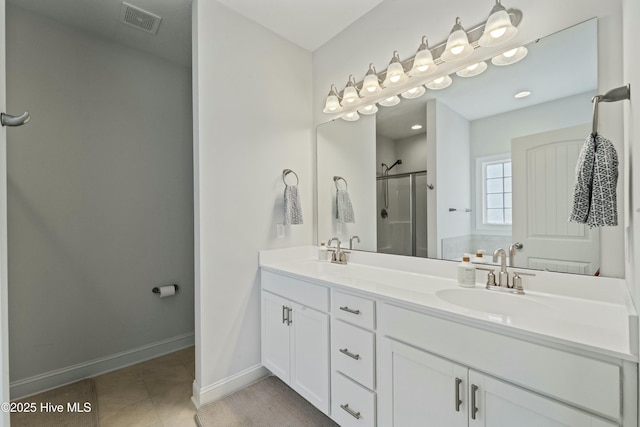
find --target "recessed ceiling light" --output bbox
[514,90,531,99]
[411,124,423,130]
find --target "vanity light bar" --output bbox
[325,2,523,121]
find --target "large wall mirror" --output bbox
[316,19,620,276]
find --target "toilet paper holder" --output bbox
[152,284,179,295]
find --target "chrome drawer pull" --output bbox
[339,306,361,315]
[339,348,361,360]
[455,377,462,412]
[340,403,361,419]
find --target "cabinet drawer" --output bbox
[334,290,375,330]
[333,320,375,389]
[332,372,376,427]
[262,270,329,312]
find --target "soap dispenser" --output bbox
[318,242,328,261]
[473,250,487,263]
[458,254,476,287]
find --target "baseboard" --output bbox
[10,332,195,400]
[192,364,270,408]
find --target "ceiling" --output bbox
[6,0,384,67]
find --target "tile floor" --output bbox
[94,346,196,427]
[15,346,197,427]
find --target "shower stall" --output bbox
[376,169,428,257]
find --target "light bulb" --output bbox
[340,75,360,106]
[379,95,401,107]
[360,64,382,97]
[401,86,426,99]
[456,61,487,78]
[358,104,378,115]
[383,51,408,87]
[451,45,464,55]
[322,85,343,114]
[490,27,507,39]
[342,111,360,122]
[426,75,452,90]
[478,1,518,47]
[441,18,473,62]
[409,36,437,77]
[491,46,528,66]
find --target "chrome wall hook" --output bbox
[1,112,31,127]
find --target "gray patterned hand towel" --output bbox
[284,185,303,225]
[336,189,355,223]
[569,133,618,227]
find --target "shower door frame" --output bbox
[376,170,426,257]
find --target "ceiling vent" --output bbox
[120,2,162,35]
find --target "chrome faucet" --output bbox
[476,248,535,295]
[493,248,509,287]
[328,237,347,265]
[349,235,360,250]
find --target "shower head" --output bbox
[388,159,402,170]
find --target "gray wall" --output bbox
[6,5,194,392]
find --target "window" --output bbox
[483,159,512,225]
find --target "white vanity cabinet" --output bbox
[379,302,625,427]
[379,338,468,427]
[261,271,330,414]
[259,251,637,427]
[379,337,617,427]
[468,371,617,427]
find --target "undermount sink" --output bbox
[435,288,551,318]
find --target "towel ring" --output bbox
[282,169,299,186]
[333,176,348,190]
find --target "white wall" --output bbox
[6,6,194,397]
[623,0,640,305]
[432,101,471,258]
[395,133,427,174]
[192,0,313,405]
[317,117,376,251]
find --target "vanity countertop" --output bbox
[260,246,638,362]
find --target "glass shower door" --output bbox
[376,171,427,257]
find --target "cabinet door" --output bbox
[468,370,617,427]
[262,291,290,383]
[378,338,468,427]
[290,302,330,414]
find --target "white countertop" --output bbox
[260,246,639,362]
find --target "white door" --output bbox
[0,0,11,425]
[468,370,616,427]
[290,302,329,414]
[512,124,600,274]
[261,291,290,383]
[378,338,468,427]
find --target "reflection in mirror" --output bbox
[316,19,617,276]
